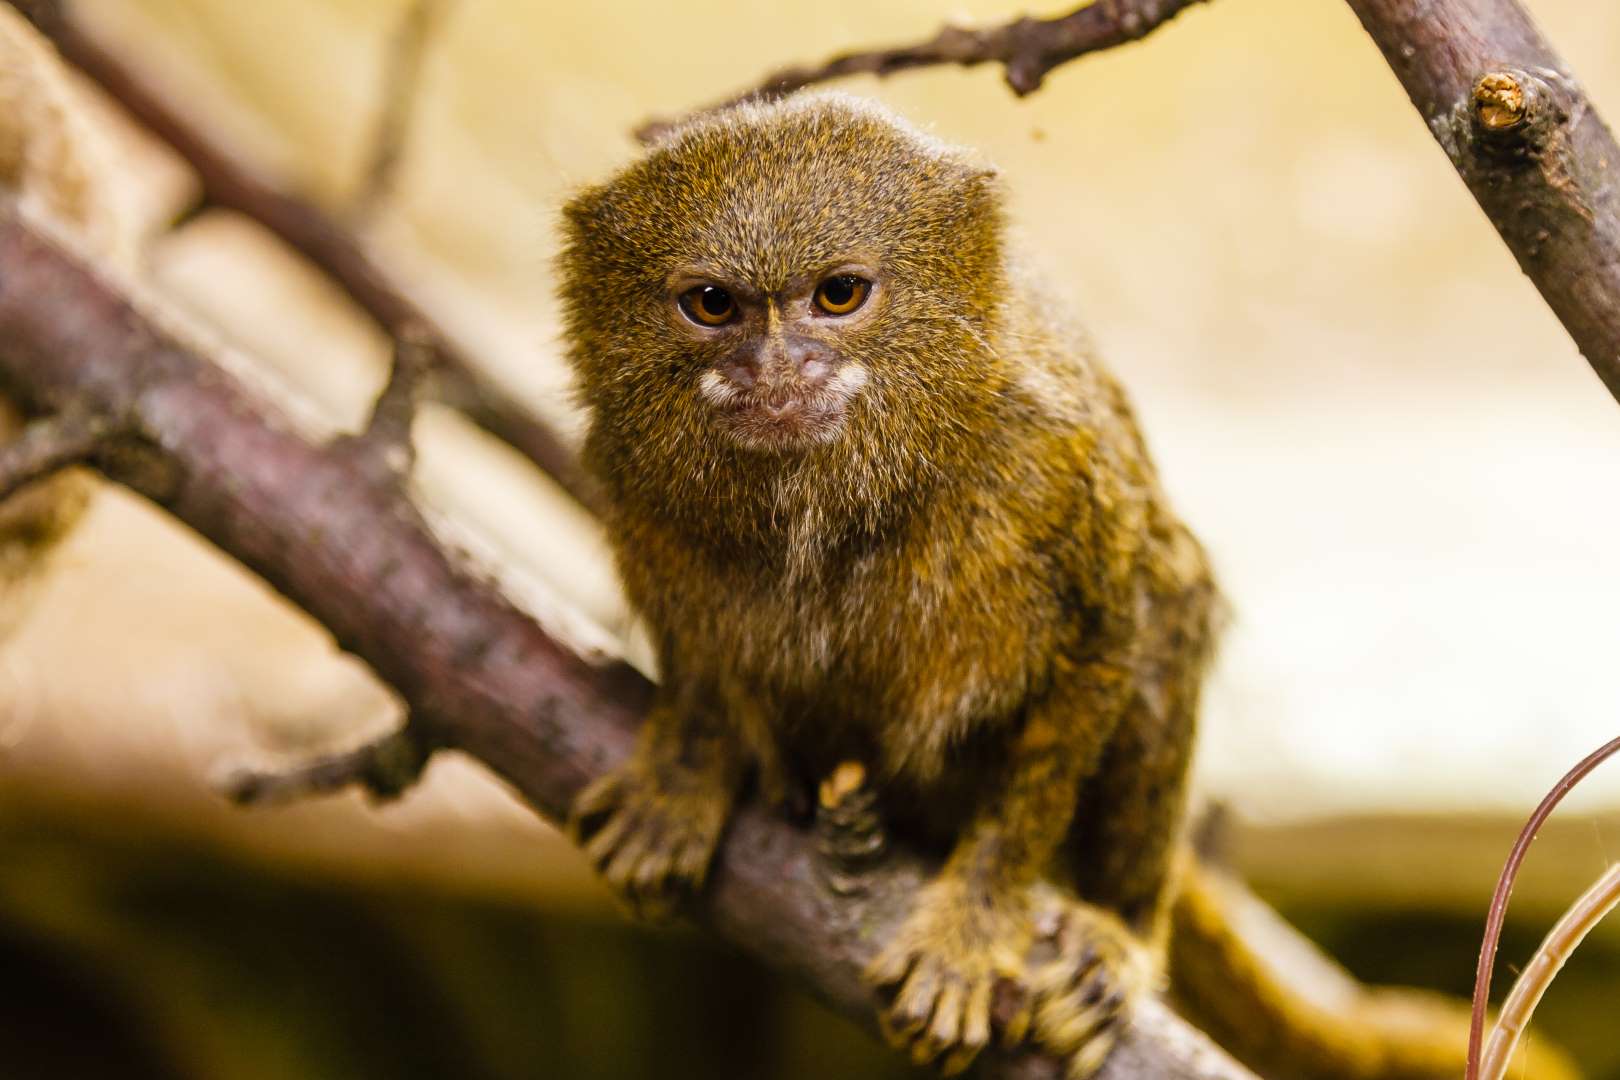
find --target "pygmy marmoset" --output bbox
[558,94,1570,1080]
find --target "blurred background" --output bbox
[1,0,1618,1076]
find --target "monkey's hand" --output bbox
[1026,885,1155,1079]
[568,707,740,921]
[865,873,1031,1075]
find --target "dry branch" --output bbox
[636,0,1209,141]
[1344,0,1620,405]
[7,0,594,507]
[0,205,1253,1080]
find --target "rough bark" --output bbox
[0,205,1254,1080]
[1344,0,1620,404]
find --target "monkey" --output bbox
[558,93,1576,1080]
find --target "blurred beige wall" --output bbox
[22,0,1620,836]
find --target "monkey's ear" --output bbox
[951,162,1005,225]
[961,163,1001,193]
[945,157,1002,208]
[561,183,607,234]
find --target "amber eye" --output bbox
[679,284,737,327]
[814,274,870,316]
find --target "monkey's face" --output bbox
[560,94,1007,471]
[665,262,879,451]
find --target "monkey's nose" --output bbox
[720,360,757,390]
[762,398,801,420]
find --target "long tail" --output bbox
[1165,861,1581,1080]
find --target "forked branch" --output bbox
[8,0,594,507]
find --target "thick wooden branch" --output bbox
[636,0,1209,141]
[0,206,1253,1079]
[8,0,593,507]
[1344,0,1620,404]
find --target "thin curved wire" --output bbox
[1466,734,1620,1080]
[1480,862,1620,1080]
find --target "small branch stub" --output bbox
[1463,67,1570,163]
[0,409,112,499]
[1474,71,1528,133]
[221,727,432,806]
[340,322,436,479]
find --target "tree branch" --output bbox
[1343,0,1620,405]
[0,204,1252,1079]
[636,0,1210,142]
[7,0,594,508]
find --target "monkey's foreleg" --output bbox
[568,681,744,921]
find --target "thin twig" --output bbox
[352,0,452,220]
[636,0,1210,141]
[0,410,108,498]
[1481,862,1620,1080]
[222,726,432,806]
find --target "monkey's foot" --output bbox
[1026,888,1154,1079]
[865,877,1032,1075]
[567,759,733,921]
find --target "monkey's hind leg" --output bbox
[1042,641,1204,1077]
[568,688,744,921]
[866,652,1136,1076]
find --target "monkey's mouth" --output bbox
[715,397,848,451]
[699,362,868,452]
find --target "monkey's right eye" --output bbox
[678,285,737,327]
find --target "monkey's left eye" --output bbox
[813,274,871,316]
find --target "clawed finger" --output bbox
[865,942,917,991]
[995,974,1033,1048]
[582,801,644,870]
[1066,1028,1120,1080]
[911,977,963,1066]
[886,959,942,1045]
[567,774,625,841]
[1036,967,1126,1058]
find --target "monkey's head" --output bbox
[559,94,1012,514]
